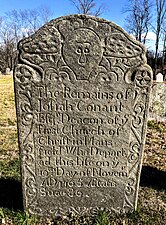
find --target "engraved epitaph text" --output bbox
[14,15,152,216]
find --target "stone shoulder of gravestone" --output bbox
[14,14,152,217]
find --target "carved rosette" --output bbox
[14,14,152,216]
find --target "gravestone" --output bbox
[156,73,163,82]
[5,67,10,75]
[149,82,166,121]
[14,15,152,217]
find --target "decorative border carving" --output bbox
[124,66,152,211]
[14,64,38,210]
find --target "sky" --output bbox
[0,0,160,51]
[0,0,128,27]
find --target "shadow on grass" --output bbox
[140,165,166,191]
[0,178,23,210]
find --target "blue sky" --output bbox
[0,0,127,27]
[0,0,160,51]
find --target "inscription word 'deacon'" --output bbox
[14,14,152,217]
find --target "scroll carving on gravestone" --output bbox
[14,15,152,216]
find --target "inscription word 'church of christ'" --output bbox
[14,14,152,217]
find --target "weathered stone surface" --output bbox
[14,15,152,217]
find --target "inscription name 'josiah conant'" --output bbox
[37,85,132,112]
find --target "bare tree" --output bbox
[0,6,52,72]
[39,5,53,23]
[70,0,104,16]
[161,32,166,71]
[20,9,41,35]
[5,10,25,45]
[0,17,16,71]
[19,6,52,36]
[124,0,152,43]
[154,0,166,72]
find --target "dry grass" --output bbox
[0,75,16,127]
[0,75,18,160]
[144,121,166,171]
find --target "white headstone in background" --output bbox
[156,73,163,82]
[5,68,10,75]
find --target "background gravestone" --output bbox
[149,82,166,121]
[156,73,163,82]
[5,67,10,75]
[14,15,152,216]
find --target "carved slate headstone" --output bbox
[14,15,152,216]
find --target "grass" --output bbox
[0,159,20,181]
[0,128,18,159]
[148,120,166,133]
[0,209,37,225]
[0,75,166,224]
[145,121,166,171]
[95,210,110,225]
[0,75,16,127]
[0,75,18,162]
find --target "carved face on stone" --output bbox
[63,28,103,80]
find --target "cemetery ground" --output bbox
[0,75,165,225]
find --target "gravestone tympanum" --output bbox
[14,15,152,216]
